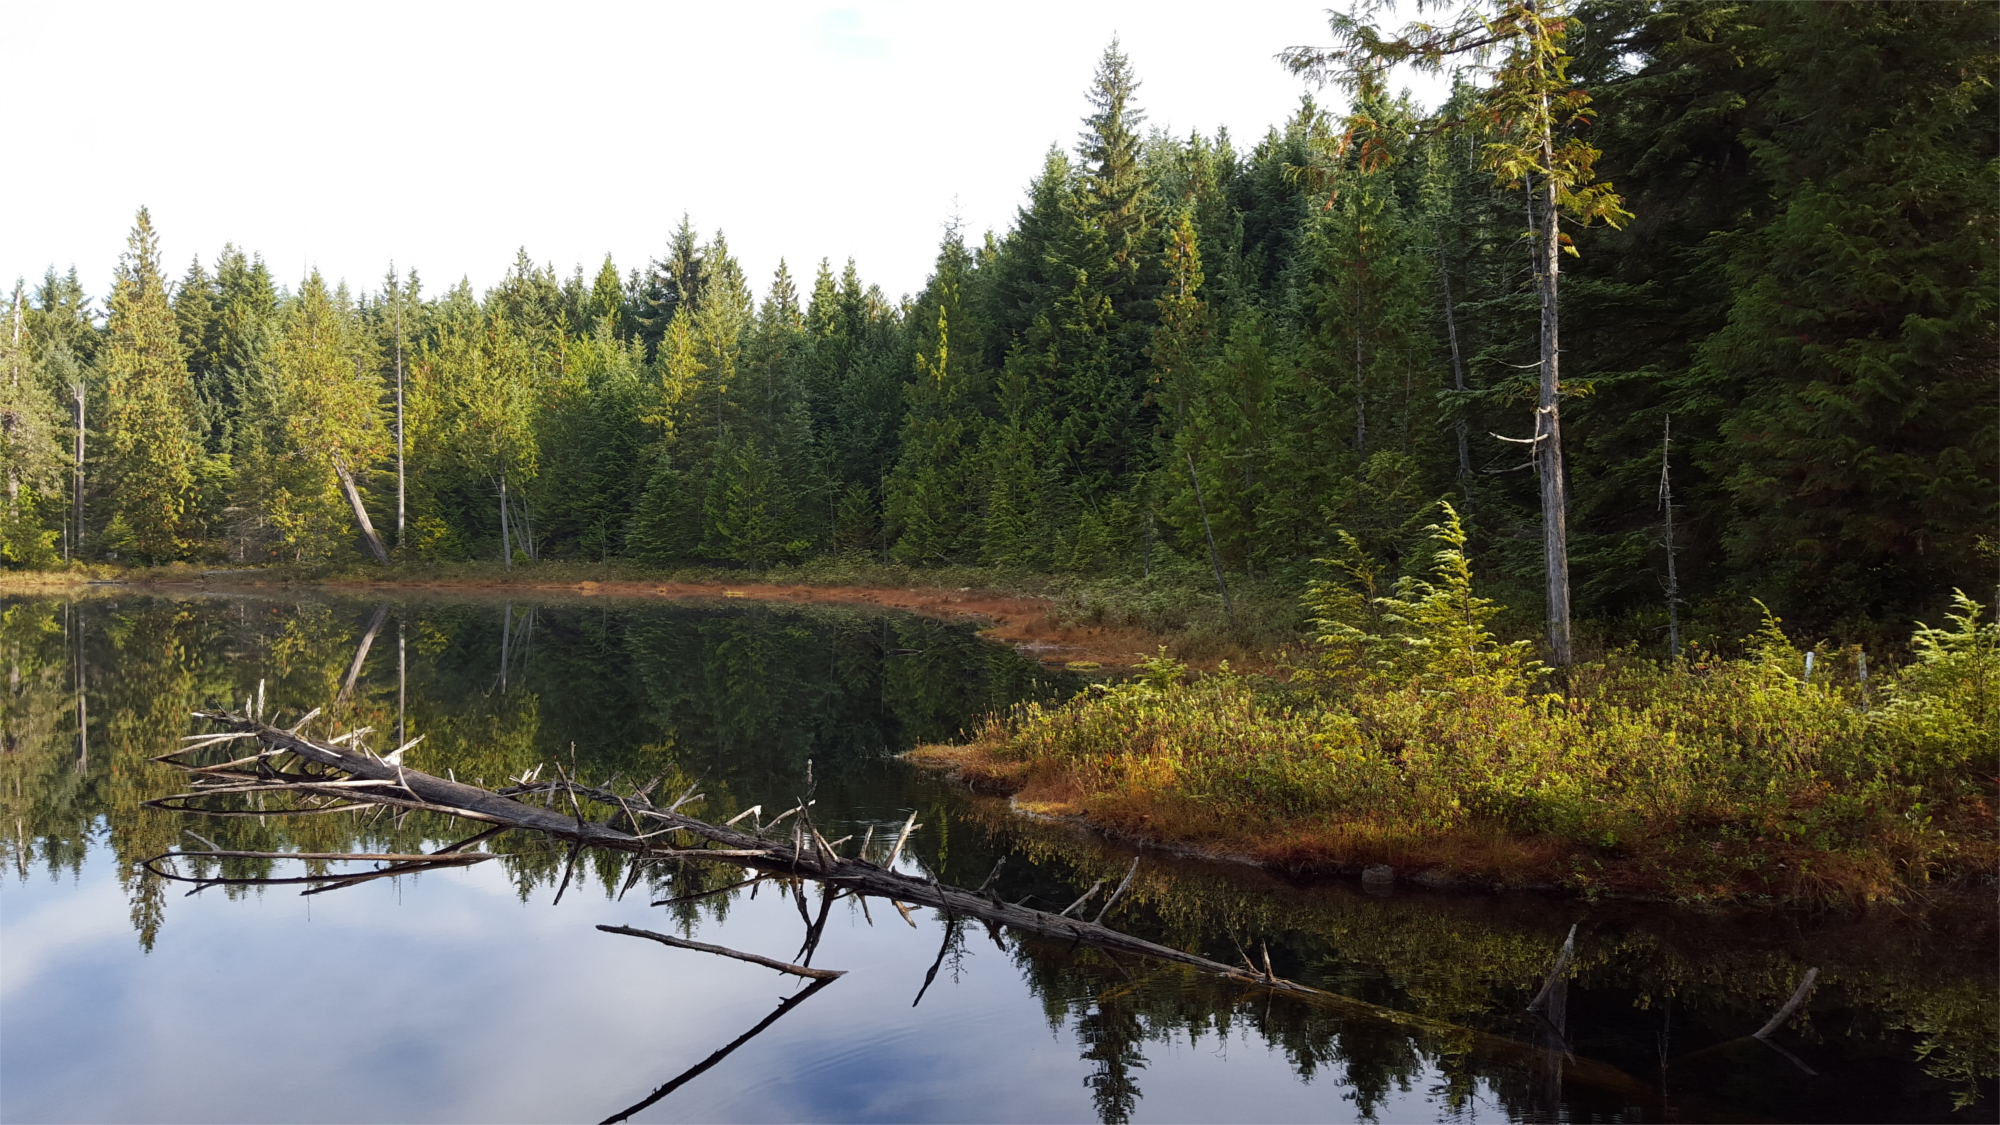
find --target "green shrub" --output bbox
[976,505,1999,901]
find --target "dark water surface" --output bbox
[2,590,1992,1124]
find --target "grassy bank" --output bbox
[916,516,1998,906]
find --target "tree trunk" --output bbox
[394,297,405,552]
[1440,249,1472,507]
[332,460,391,565]
[1354,283,1367,454]
[1660,416,1679,659]
[71,384,84,562]
[498,474,512,570]
[1184,448,1235,627]
[1535,95,1574,666]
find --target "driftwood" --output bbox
[157,707,1652,1097]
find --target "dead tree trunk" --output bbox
[332,459,391,565]
[393,286,406,552]
[498,473,512,570]
[1183,449,1234,628]
[71,382,85,561]
[1531,117,1573,665]
[1440,248,1472,509]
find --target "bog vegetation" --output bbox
[926,510,1998,902]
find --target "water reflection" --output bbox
[1,591,1993,1124]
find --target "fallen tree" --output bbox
[144,706,1653,1097]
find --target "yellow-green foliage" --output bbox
[979,517,1998,901]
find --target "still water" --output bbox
[1,590,1992,1123]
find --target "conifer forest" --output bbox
[4,1,1992,648]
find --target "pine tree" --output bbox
[98,208,203,561]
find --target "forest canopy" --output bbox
[3,0,1993,646]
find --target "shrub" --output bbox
[958,505,1998,902]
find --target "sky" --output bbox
[2,1,1451,308]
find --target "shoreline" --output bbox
[0,568,1178,671]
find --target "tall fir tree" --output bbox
[887,228,986,563]
[99,208,203,561]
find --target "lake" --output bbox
[1,589,1992,1123]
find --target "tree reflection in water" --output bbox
[1,590,1993,1123]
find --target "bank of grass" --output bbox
[917,514,1999,906]
[0,561,123,591]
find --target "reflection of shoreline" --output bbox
[911,732,2000,911]
[3,591,1992,1122]
[5,571,1240,672]
[926,773,1996,1116]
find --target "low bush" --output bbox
[941,507,1998,903]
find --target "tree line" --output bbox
[2,0,1992,646]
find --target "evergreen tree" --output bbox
[98,208,203,561]
[27,267,99,368]
[1700,0,1997,621]
[638,214,708,353]
[1,283,66,564]
[238,271,388,561]
[171,256,223,453]
[208,245,280,458]
[1285,0,1633,663]
[887,228,985,563]
[583,253,628,335]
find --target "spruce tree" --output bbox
[210,245,280,459]
[639,215,708,353]
[584,253,627,335]
[99,208,203,561]
[886,229,985,563]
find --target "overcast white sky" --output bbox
[3,1,1450,308]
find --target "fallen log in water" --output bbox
[155,708,1651,1097]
